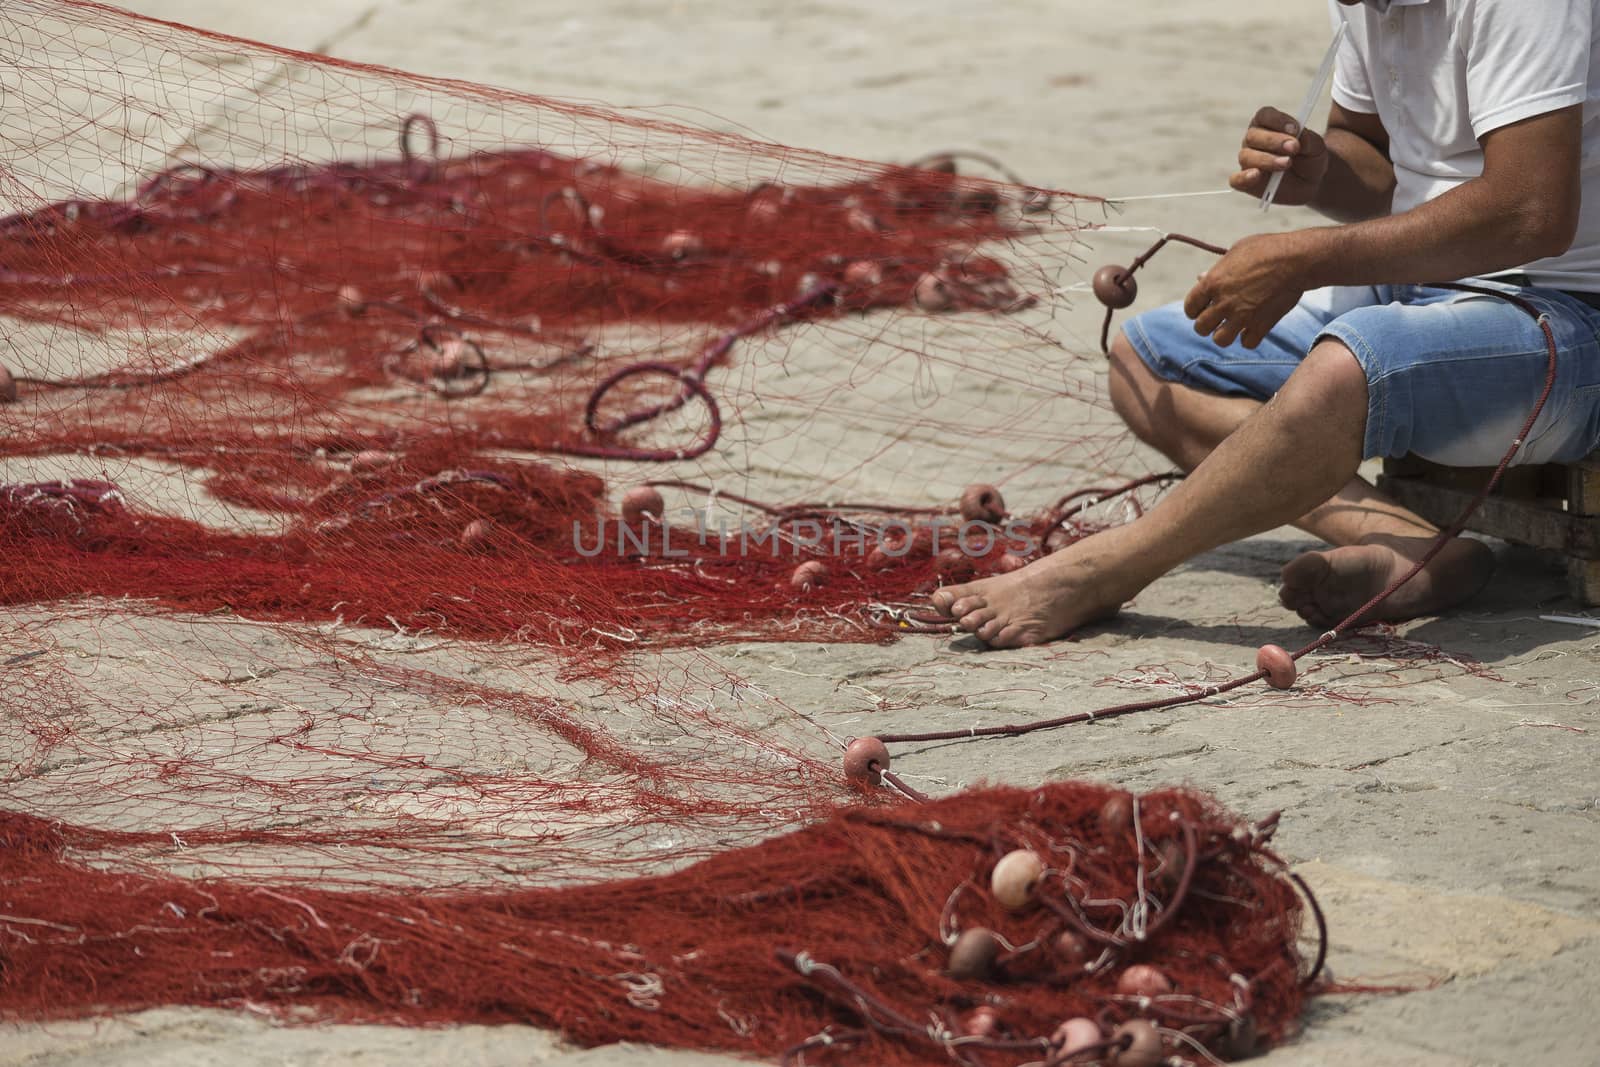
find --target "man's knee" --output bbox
[1284,338,1369,417]
[1270,338,1370,463]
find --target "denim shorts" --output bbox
[1121,278,1600,467]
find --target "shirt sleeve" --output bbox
[1462,0,1590,138]
[1328,1,1377,115]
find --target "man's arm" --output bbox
[1193,104,1583,348]
[1309,103,1395,223]
[1293,104,1581,286]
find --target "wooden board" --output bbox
[1569,559,1600,606]
[1568,466,1600,516]
[1380,456,1561,498]
[1376,475,1600,559]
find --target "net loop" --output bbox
[398,113,442,178]
[384,324,491,398]
[582,360,723,460]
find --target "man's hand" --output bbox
[1184,233,1309,349]
[1231,106,1329,206]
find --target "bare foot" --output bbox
[1278,536,1495,629]
[929,533,1136,648]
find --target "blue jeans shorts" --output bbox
[1121,278,1600,467]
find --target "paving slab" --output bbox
[4,1,1598,1066]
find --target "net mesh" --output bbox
[1,3,1319,1063]
[2,785,1310,1065]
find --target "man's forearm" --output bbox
[1308,128,1395,223]
[1288,176,1572,290]
[1192,109,1580,348]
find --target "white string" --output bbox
[1052,226,1175,296]
[1085,225,1172,235]
[1104,188,1233,203]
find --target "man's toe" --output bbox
[988,623,1025,649]
[1279,551,1331,596]
[960,606,998,634]
[949,594,988,618]
[974,614,1006,643]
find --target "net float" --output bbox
[460,518,493,551]
[1109,1019,1163,1067]
[1116,964,1173,999]
[1043,527,1074,554]
[1100,792,1135,838]
[1053,929,1091,970]
[935,547,976,581]
[349,449,395,475]
[746,196,782,225]
[843,260,883,288]
[990,848,1044,910]
[914,271,954,312]
[992,552,1027,574]
[842,736,890,786]
[845,206,882,233]
[791,560,829,592]
[620,485,664,525]
[959,483,1006,524]
[430,338,469,379]
[661,229,704,259]
[865,547,896,570]
[414,269,453,293]
[0,364,17,403]
[1092,264,1138,309]
[1153,837,1186,892]
[336,284,366,316]
[1256,643,1297,689]
[946,927,1001,980]
[961,1005,999,1038]
[1052,1017,1102,1058]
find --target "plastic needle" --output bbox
[1261,21,1348,213]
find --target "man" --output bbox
[933,0,1600,647]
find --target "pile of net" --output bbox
[2,783,1314,1065]
[0,2,1153,650]
[0,3,1320,1064]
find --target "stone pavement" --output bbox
[3,2,1597,1064]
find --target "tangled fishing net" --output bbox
[3,786,1318,1066]
[1,2,1327,1063]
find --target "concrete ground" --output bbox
[2,1,1598,1065]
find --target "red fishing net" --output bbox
[2,786,1318,1065]
[0,2,1325,1063]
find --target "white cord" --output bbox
[1105,189,1233,203]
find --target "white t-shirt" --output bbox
[1328,0,1600,291]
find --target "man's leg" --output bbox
[1106,332,1261,471]
[1107,333,1493,628]
[932,338,1369,646]
[931,338,1488,647]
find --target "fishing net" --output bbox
[2,785,1315,1066]
[0,2,1325,1063]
